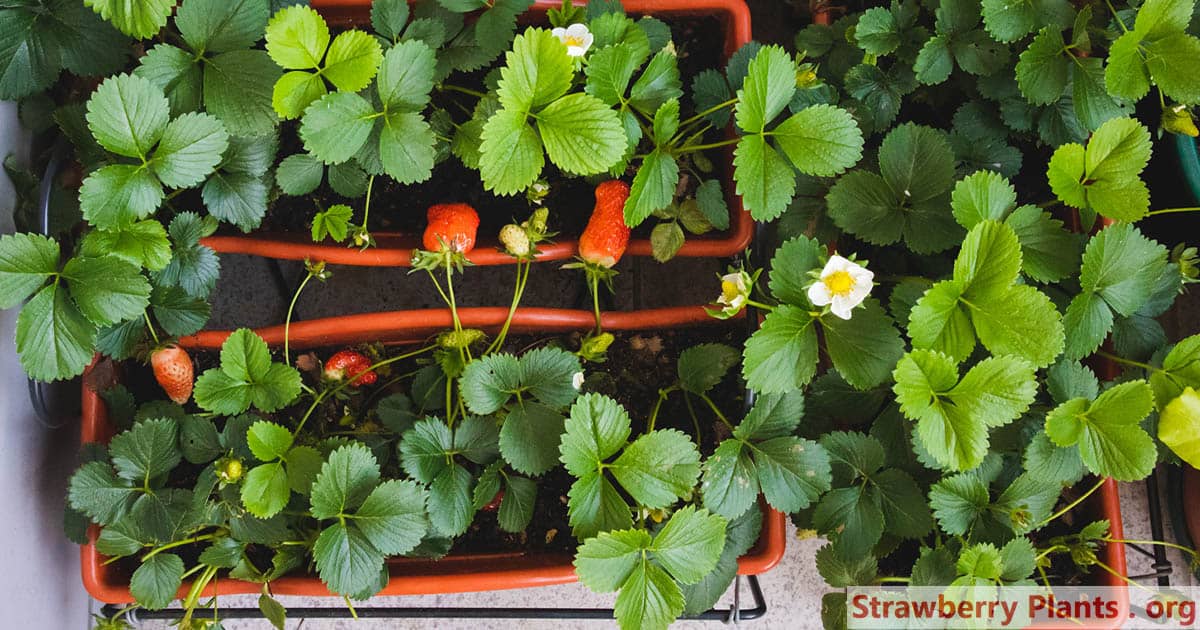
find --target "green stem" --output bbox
[1147,206,1200,217]
[1038,477,1106,528]
[444,260,471,364]
[699,392,734,430]
[178,565,218,627]
[1095,559,1155,594]
[647,386,677,433]
[284,271,316,367]
[875,577,911,584]
[590,271,602,335]
[486,259,530,355]
[445,375,455,427]
[683,393,703,443]
[440,83,486,99]
[745,299,775,312]
[1105,538,1200,560]
[343,595,360,620]
[676,137,740,154]
[142,533,218,562]
[425,268,453,311]
[361,175,376,231]
[143,311,161,346]
[1034,544,1068,563]
[1096,349,1161,373]
[679,98,738,128]
[1105,0,1130,33]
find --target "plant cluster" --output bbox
[0,0,1199,628]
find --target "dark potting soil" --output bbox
[112,322,747,573]
[234,15,731,243]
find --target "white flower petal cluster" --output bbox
[552,23,593,57]
[807,255,873,320]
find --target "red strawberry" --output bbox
[578,180,631,268]
[324,350,377,387]
[423,204,480,254]
[482,489,504,512]
[151,345,194,405]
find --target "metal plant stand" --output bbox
[102,574,767,625]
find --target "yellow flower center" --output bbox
[564,35,586,48]
[823,270,855,297]
[721,280,740,302]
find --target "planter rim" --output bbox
[80,304,784,604]
[200,0,754,267]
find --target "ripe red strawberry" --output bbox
[151,345,194,405]
[423,203,480,254]
[482,489,504,512]
[578,180,631,268]
[324,350,377,387]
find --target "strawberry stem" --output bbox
[589,270,602,334]
[683,392,703,443]
[284,269,317,367]
[487,259,531,355]
[1147,206,1200,216]
[444,257,471,363]
[143,311,161,346]
[699,392,735,431]
[1037,476,1106,528]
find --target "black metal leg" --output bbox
[103,574,768,623]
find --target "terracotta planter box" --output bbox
[200,0,754,267]
[80,305,786,604]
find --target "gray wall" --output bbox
[0,100,92,629]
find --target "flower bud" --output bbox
[579,332,614,362]
[526,179,551,205]
[1163,104,1199,137]
[500,224,531,257]
[796,63,819,88]
[216,456,244,484]
[527,208,550,235]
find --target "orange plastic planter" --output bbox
[80,306,786,604]
[200,0,754,267]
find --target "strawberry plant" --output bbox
[1,0,1198,628]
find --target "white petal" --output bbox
[821,255,854,278]
[566,23,590,37]
[567,45,586,57]
[808,282,832,306]
[850,264,874,284]
[848,284,872,305]
[829,296,854,320]
[552,27,568,38]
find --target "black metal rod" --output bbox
[107,575,766,623]
[1144,470,1173,587]
[27,139,70,429]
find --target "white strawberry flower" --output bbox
[572,371,585,390]
[807,255,873,320]
[552,23,593,57]
[717,271,750,314]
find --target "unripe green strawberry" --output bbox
[500,224,531,257]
